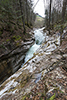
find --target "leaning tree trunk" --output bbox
[19,0,26,33]
[49,0,52,34]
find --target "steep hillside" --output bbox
[34,14,44,28]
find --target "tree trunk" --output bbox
[30,0,33,26]
[19,0,26,33]
[49,0,52,34]
[60,0,67,45]
[61,0,67,33]
[26,0,29,26]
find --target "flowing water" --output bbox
[23,28,45,65]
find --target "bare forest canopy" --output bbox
[0,0,36,34]
[0,0,67,35]
[44,0,67,33]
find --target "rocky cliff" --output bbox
[0,33,35,84]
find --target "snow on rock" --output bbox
[0,79,18,96]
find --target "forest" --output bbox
[0,0,36,38]
[0,0,67,38]
[0,0,67,100]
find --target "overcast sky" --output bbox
[33,0,63,17]
[33,0,47,17]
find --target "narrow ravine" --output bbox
[0,27,62,100]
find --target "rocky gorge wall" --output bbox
[0,35,35,84]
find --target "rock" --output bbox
[0,39,34,84]
[30,94,33,99]
[63,54,67,57]
[56,55,62,59]
[51,59,57,62]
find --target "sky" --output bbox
[33,0,47,17]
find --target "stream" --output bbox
[22,28,45,66]
[21,27,60,83]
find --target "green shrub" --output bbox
[12,35,21,41]
[49,93,55,100]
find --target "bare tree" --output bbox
[62,0,67,24]
[25,0,29,26]
[49,0,52,34]
[60,0,67,45]
[19,0,26,33]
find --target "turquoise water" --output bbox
[22,28,45,66]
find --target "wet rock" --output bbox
[63,54,67,57]
[0,39,34,84]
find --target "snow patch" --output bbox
[8,72,22,80]
[0,79,18,96]
[24,65,36,73]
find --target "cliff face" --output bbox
[0,34,35,84]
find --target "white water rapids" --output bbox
[21,27,60,67]
[24,28,45,64]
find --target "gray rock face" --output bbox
[0,39,34,84]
